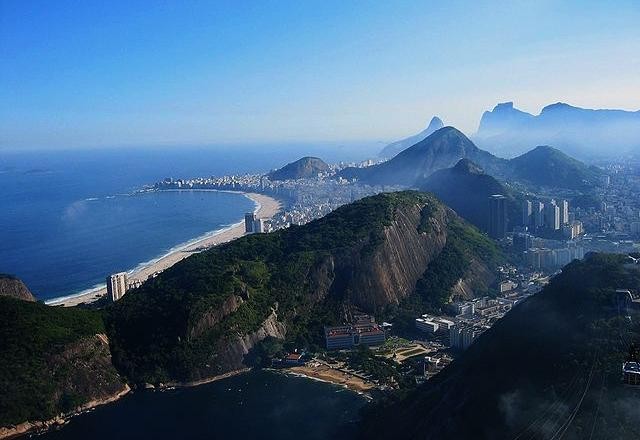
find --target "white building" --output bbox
[107,272,128,301]
[415,317,439,333]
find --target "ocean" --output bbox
[39,370,367,440]
[0,143,377,301]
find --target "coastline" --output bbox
[46,192,281,307]
[280,362,375,396]
[0,384,131,440]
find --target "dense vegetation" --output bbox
[361,253,640,439]
[105,191,501,385]
[0,297,115,426]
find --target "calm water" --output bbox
[40,371,366,440]
[0,143,376,300]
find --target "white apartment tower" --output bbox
[107,272,128,301]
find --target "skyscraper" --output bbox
[488,194,507,239]
[522,199,532,228]
[534,201,545,229]
[245,212,257,233]
[560,200,569,225]
[544,200,560,230]
[107,272,128,302]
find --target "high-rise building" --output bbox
[544,200,560,230]
[488,194,507,239]
[560,200,569,225]
[534,201,545,229]
[107,272,128,302]
[245,212,257,233]
[253,218,266,233]
[522,200,532,228]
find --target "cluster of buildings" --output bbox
[510,197,587,270]
[324,314,386,350]
[152,168,400,234]
[415,286,533,352]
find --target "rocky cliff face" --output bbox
[214,309,287,373]
[0,275,36,301]
[342,202,449,311]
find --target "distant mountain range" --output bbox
[475,101,640,158]
[268,156,330,180]
[379,116,444,158]
[360,253,640,439]
[343,126,600,190]
[342,127,505,186]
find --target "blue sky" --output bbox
[1,0,639,149]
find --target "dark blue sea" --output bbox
[0,143,376,301]
[39,370,367,440]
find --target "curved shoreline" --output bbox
[46,191,282,307]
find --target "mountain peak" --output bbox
[493,101,514,111]
[379,116,446,158]
[268,156,329,180]
[540,102,576,113]
[529,145,562,155]
[426,116,444,131]
[452,158,484,175]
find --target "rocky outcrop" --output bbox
[450,258,496,302]
[214,308,287,372]
[189,294,244,340]
[0,275,36,302]
[47,333,128,403]
[0,331,129,439]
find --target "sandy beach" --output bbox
[287,362,375,393]
[47,192,281,307]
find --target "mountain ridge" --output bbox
[379,116,444,158]
[475,101,640,158]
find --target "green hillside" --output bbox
[104,191,503,385]
[0,297,124,426]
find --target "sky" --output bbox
[1,0,639,149]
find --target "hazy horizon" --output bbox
[1,0,639,149]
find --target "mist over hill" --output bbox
[341,127,506,186]
[475,101,640,159]
[379,117,444,159]
[342,126,599,193]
